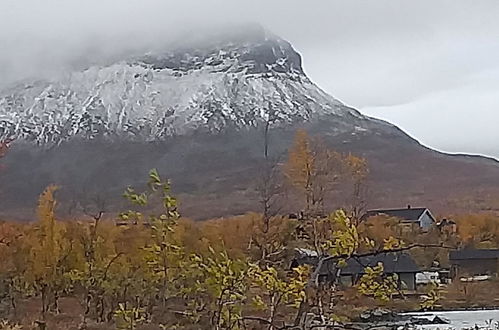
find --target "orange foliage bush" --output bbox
[453,213,499,248]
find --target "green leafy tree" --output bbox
[356,263,398,303]
[181,247,249,330]
[420,283,443,310]
[249,265,308,329]
[114,303,146,330]
[120,169,185,317]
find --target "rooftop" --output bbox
[363,207,429,222]
[338,252,420,275]
[449,249,499,260]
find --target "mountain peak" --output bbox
[0,28,365,144]
[138,24,303,76]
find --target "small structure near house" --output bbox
[338,252,420,291]
[436,218,457,234]
[449,249,499,278]
[416,271,441,286]
[362,205,436,230]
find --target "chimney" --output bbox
[407,204,411,209]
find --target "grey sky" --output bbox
[1,0,499,157]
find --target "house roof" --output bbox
[449,249,499,260]
[338,252,420,275]
[292,250,420,277]
[437,218,456,226]
[364,207,430,222]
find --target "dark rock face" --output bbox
[140,32,303,75]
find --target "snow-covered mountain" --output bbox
[3,25,499,220]
[0,26,370,144]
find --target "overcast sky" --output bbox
[1,0,499,157]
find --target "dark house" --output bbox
[363,206,436,229]
[449,249,499,277]
[338,253,420,290]
[291,249,420,290]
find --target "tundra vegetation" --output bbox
[0,131,498,330]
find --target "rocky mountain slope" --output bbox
[1,26,499,220]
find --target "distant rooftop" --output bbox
[364,206,429,222]
[339,252,420,275]
[449,249,499,260]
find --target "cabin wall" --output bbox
[399,273,416,291]
[419,212,434,229]
[451,259,499,277]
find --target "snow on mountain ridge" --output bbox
[0,31,366,144]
